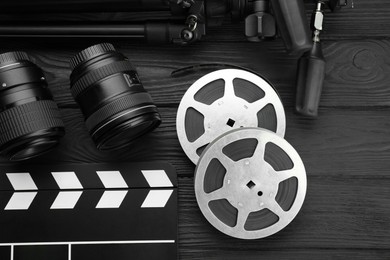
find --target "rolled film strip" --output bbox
[176,69,286,164]
[194,128,306,239]
[0,162,177,260]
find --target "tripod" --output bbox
[0,0,347,116]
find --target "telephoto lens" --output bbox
[69,43,161,150]
[0,52,65,161]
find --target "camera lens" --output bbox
[0,52,65,161]
[69,43,161,150]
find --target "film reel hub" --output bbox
[202,94,257,134]
[194,128,306,239]
[177,69,286,164]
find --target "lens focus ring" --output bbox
[69,43,116,70]
[0,51,31,65]
[0,100,64,146]
[85,92,154,132]
[71,60,136,98]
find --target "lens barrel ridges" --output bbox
[69,43,116,70]
[0,51,31,65]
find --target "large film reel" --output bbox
[194,128,306,239]
[177,69,286,164]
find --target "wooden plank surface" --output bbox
[2,39,390,108]
[0,1,389,259]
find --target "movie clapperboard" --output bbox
[0,162,177,260]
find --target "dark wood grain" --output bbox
[177,177,390,251]
[4,108,389,181]
[1,39,389,109]
[0,1,389,259]
[179,249,390,260]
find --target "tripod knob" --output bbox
[245,13,276,41]
[245,0,276,41]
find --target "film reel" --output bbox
[176,69,286,164]
[194,128,306,239]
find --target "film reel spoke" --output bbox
[250,94,272,112]
[192,133,210,151]
[205,186,230,202]
[234,207,252,231]
[223,75,236,98]
[191,101,212,117]
[252,139,267,163]
[275,168,298,183]
[267,199,287,219]
[217,154,236,170]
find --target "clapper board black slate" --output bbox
[0,162,177,260]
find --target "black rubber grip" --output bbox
[85,92,154,132]
[270,0,312,55]
[0,100,64,146]
[71,60,137,98]
[295,42,326,117]
[70,43,115,70]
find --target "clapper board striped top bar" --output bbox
[0,162,177,260]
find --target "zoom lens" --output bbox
[70,43,161,150]
[0,52,65,161]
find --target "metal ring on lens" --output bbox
[176,69,286,164]
[194,127,306,239]
[85,93,154,132]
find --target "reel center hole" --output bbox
[246,180,256,189]
[227,118,235,127]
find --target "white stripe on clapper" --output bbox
[96,171,128,188]
[10,244,14,260]
[6,173,37,190]
[5,192,37,210]
[141,170,173,187]
[51,172,83,190]
[51,191,83,209]
[141,190,173,208]
[96,190,128,208]
[3,240,175,260]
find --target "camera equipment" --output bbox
[0,52,65,161]
[295,0,347,117]
[176,69,286,164]
[69,43,161,150]
[194,127,306,239]
[0,0,347,118]
[0,0,316,52]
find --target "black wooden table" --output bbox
[0,0,389,259]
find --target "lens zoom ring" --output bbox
[0,100,64,146]
[71,60,136,98]
[85,92,154,132]
[70,43,116,70]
